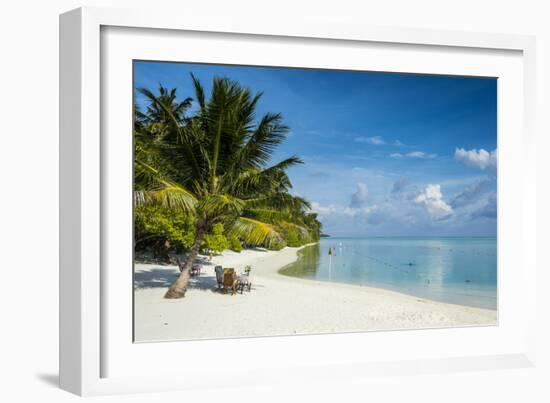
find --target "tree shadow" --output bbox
[133,267,219,293]
[133,268,179,288]
[188,275,219,292]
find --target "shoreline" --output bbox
[134,244,497,342]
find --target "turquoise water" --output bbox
[280,237,497,310]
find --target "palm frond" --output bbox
[133,160,197,212]
[244,208,292,224]
[191,73,206,113]
[236,113,289,168]
[229,217,283,247]
[246,192,311,212]
[138,87,201,176]
[263,156,303,173]
[223,157,301,196]
[199,194,245,219]
[134,183,197,212]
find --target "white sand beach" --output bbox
[134,245,497,342]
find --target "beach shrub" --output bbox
[280,222,311,247]
[267,238,287,251]
[229,234,243,252]
[134,206,196,254]
[202,223,230,254]
[285,231,301,247]
[302,212,321,241]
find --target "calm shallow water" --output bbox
[280,237,497,309]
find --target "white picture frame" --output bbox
[59,6,537,396]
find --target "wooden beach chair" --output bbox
[222,268,237,295]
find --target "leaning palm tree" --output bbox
[135,75,310,298]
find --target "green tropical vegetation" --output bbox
[134,76,322,298]
[201,223,230,254]
[134,205,196,258]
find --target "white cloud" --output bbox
[311,201,372,218]
[454,148,497,170]
[355,135,385,145]
[310,201,337,216]
[390,151,436,159]
[344,206,371,216]
[406,151,437,159]
[350,183,369,208]
[355,138,409,147]
[415,184,453,220]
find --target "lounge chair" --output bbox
[222,268,237,295]
[174,257,201,276]
[190,263,202,277]
[214,266,224,289]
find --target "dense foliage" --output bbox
[228,234,243,252]
[134,205,196,257]
[202,223,230,254]
[133,76,322,298]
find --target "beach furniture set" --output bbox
[215,266,252,295]
[175,256,252,294]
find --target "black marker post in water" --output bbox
[328,247,333,281]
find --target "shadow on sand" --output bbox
[133,267,221,293]
[133,268,179,288]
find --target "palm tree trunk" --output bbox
[164,226,206,299]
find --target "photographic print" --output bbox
[133,61,497,342]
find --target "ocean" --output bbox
[280,237,497,310]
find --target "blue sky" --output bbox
[134,61,497,237]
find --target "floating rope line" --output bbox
[322,244,495,305]
[330,246,489,288]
